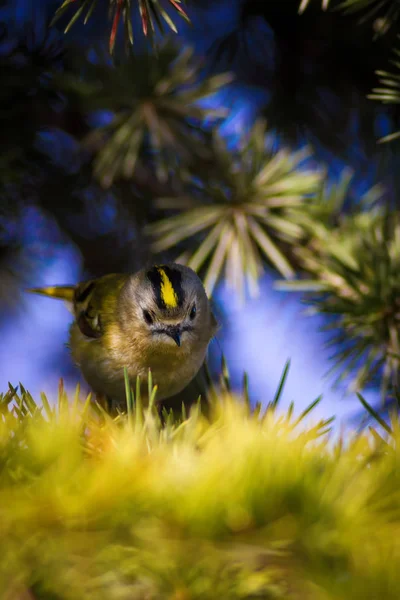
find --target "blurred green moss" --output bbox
[0,376,399,599]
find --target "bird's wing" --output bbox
[73,280,103,338]
[73,275,131,339]
[26,279,101,336]
[27,274,129,339]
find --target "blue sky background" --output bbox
[0,0,384,429]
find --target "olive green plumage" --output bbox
[27,264,218,408]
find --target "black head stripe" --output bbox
[146,267,163,308]
[146,265,185,309]
[75,281,95,304]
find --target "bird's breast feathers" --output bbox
[70,318,207,402]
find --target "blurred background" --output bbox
[2,0,400,428]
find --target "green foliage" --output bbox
[291,168,384,245]
[340,0,400,33]
[298,0,400,30]
[278,187,400,397]
[369,43,400,141]
[52,0,190,53]
[0,375,400,599]
[0,24,63,188]
[298,0,331,14]
[60,42,232,187]
[2,0,400,413]
[147,121,321,297]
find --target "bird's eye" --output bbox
[143,309,154,325]
[189,304,197,320]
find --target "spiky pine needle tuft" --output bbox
[51,0,190,54]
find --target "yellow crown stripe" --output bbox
[157,268,178,308]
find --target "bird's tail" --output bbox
[26,285,75,303]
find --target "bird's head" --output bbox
[118,263,217,352]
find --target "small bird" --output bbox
[27,264,218,409]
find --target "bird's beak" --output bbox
[165,325,181,347]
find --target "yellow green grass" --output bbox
[0,372,399,599]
